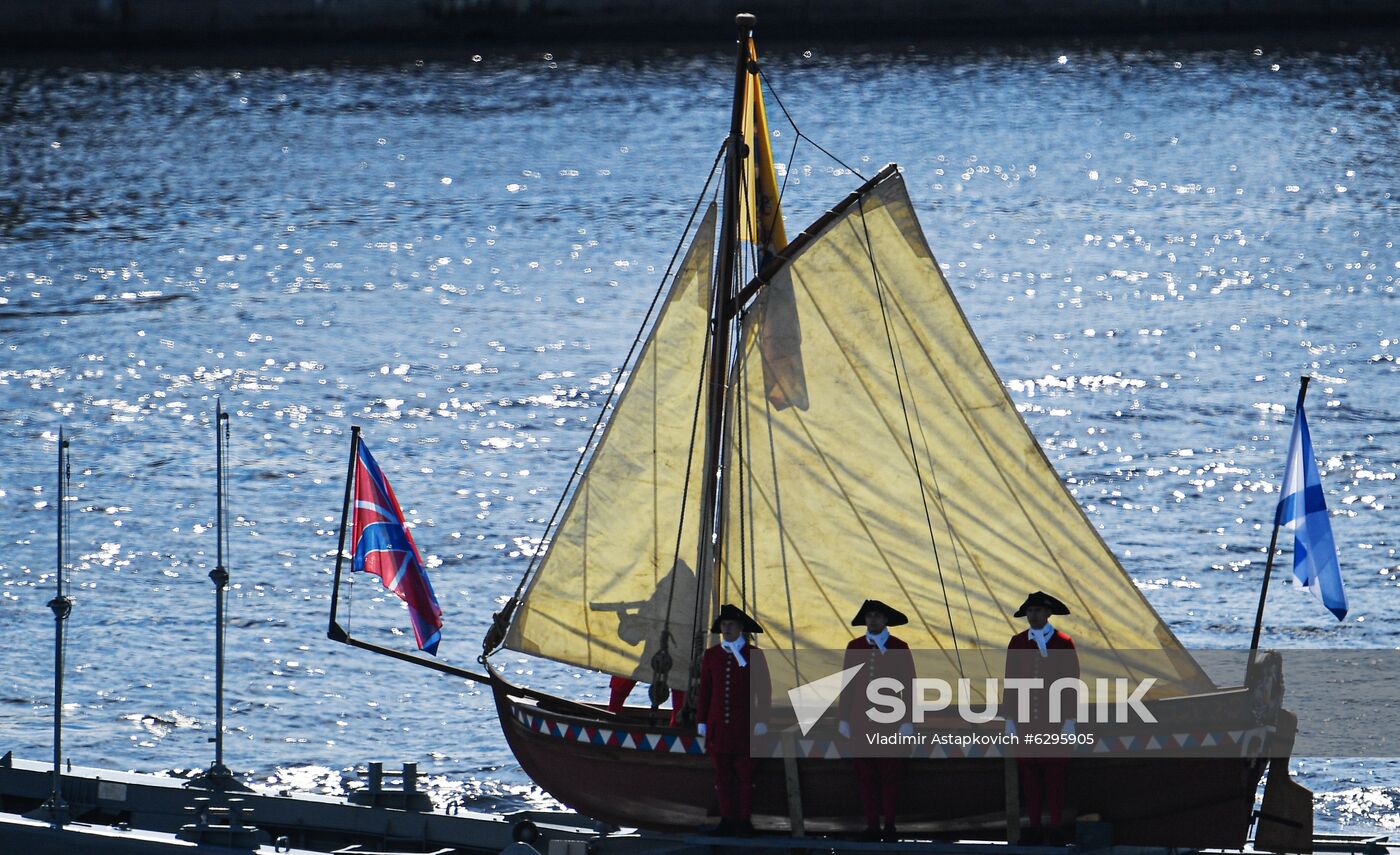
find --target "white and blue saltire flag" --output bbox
[1275,396,1347,620]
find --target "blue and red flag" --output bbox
[351,441,443,655]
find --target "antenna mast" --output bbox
[192,399,246,791]
[43,428,72,825]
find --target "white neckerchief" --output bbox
[721,638,748,667]
[866,629,890,652]
[1028,624,1055,657]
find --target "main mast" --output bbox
[689,12,755,680]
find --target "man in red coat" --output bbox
[838,599,916,841]
[1004,590,1080,845]
[696,603,770,836]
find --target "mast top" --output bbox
[736,12,756,33]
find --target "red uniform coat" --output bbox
[839,634,916,740]
[696,641,771,754]
[1003,628,1080,735]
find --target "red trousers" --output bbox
[1018,757,1068,828]
[607,676,686,725]
[709,752,755,820]
[853,757,903,827]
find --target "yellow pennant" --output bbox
[742,39,807,410]
[740,39,788,255]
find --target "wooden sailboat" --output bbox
[331,14,1310,848]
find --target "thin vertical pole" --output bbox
[210,399,230,777]
[191,401,248,792]
[46,427,72,824]
[1249,375,1311,654]
[328,426,361,636]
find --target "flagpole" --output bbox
[1248,375,1311,655]
[328,425,360,636]
[324,426,493,684]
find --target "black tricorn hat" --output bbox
[711,603,764,634]
[851,599,909,627]
[1013,591,1071,618]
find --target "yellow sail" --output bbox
[721,171,1212,696]
[503,204,717,680]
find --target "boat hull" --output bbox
[491,674,1271,847]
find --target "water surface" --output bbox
[0,36,1396,831]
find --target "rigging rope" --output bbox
[856,197,964,676]
[881,302,984,659]
[759,66,869,182]
[774,130,801,227]
[735,331,748,616]
[494,142,728,629]
[733,121,760,611]
[487,142,728,663]
[655,186,720,703]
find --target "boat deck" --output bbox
[1,753,1392,855]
